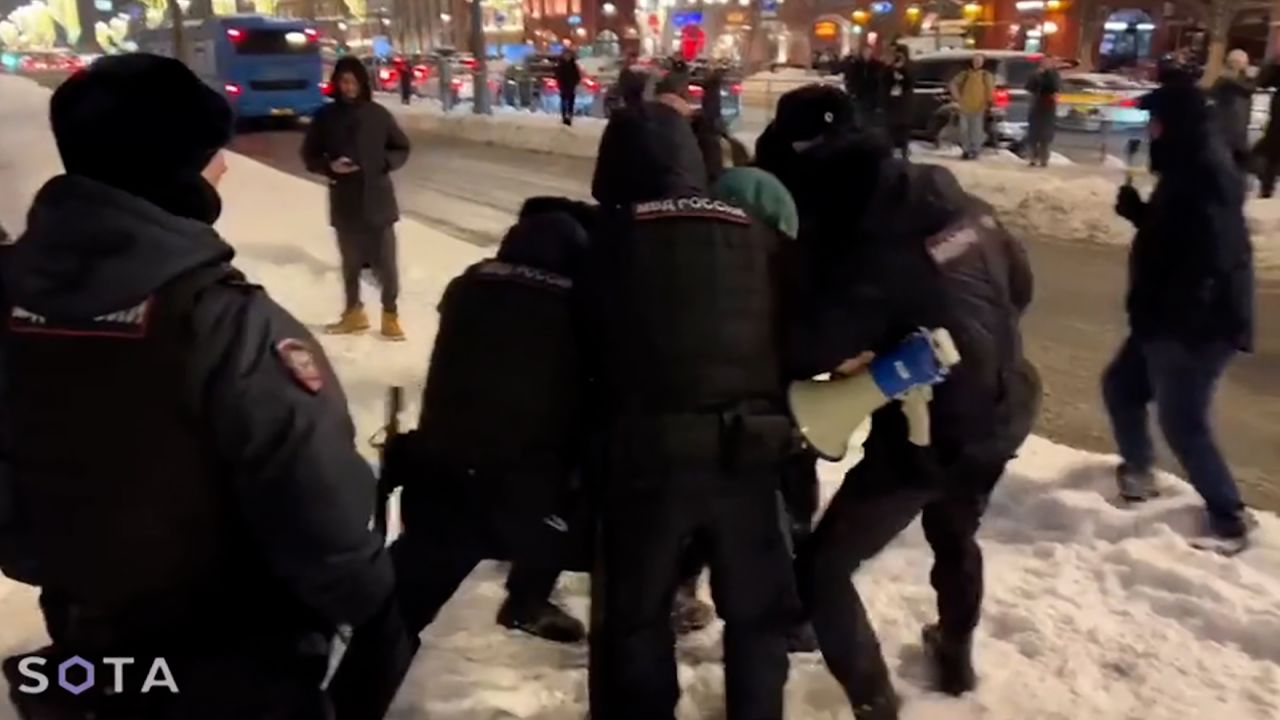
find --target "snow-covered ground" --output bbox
[382,100,1280,275]
[2,74,1280,719]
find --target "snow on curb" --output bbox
[387,100,605,159]
[3,73,1280,720]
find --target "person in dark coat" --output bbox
[397,57,414,105]
[1024,55,1060,167]
[0,54,410,720]
[554,49,583,126]
[302,56,411,340]
[882,44,915,159]
[1210,49,1254,172]
[586,100,802,720]
[1107,83,1255,546]
[842,44,883,127]
[757,84,1040,720]
[1255,58,1280,197]
[388,204,591,645]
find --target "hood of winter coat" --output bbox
[1141,83,1240,203]
[3,175,234,318]
[330,56,373,103]
[497,208,589,279]
[595,102,708,204]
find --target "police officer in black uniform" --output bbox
[758,86,1040,719]
[0,54,409,720]
[587,94,801,720]
[389,201,591,644]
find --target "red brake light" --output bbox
[462,57,477,68]
[378,68,393,82]
[583,76,599,92]
[544,77,559,90]
[304,27,318,40]
[413,65,429,81]
[731,82,743,95]
[319,81,332,94]
[450,77,463,90]
[689,84,705,98]
[226,28,243,42]
[224,82,242,96]
[993,88,1010,108]
[1116,97,1138,108]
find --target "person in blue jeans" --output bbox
[1107,83,1254,542]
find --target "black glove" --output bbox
[1115,185,1147,226]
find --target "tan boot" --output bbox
[380,310,406,341]
[325,306,370,335]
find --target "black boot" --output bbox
[671,579,716,634]
[497,598,586,644]
[922,623,976,696]
[786,621,820,653]
[853,689,901,720]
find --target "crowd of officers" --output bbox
[0,53,1041,720]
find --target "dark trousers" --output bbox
[1026,117,1054,166]
[1102,335,1242,524]
[592,468,796,720]
[560,93,576,125]
[1260,152,1280,198]
[391,465,575,636]
[336,225,399,313]
[797,421,1005,710]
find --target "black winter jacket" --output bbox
[0,176,394,646]
[587,198,795,420]
[843,57,884,107]
[1121,130,1254,352]
[302,64,411,230]
[417,215,587,475]
[1026,69,1060,122]
[883,62,914,124]
[787,136,1036,461]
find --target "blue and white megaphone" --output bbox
[788,328,962,460]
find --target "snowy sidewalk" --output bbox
[2,75,1279,719]
[383,100,1280,275]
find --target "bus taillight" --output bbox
[224,82,242,96]
[226,28,243,42]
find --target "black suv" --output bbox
[908,50,1042,145]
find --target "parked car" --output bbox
[1056,72,1152,131]
[909,49,1041,145]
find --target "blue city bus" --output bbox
[142,15,327,120]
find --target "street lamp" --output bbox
[962,2,982,20]
[905,4,921,21]
[603,2,617,15]
[1042,20,1058,34]
[851,9,869,24]
[1045,0,1061,10]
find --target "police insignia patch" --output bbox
[275,338,324,394]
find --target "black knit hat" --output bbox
[773,84,856,146]
[50,53,233,222]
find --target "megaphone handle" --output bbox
[902,387,931,447]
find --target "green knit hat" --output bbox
[712,167,800,239]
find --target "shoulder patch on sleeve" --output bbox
[275,338,324,394]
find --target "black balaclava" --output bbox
[1140,83,1213,178]
[50,53,233,225]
